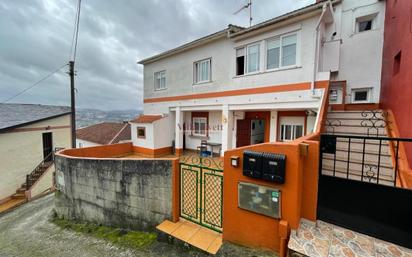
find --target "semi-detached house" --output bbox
[132,0,385,157]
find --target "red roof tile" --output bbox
[76,122,131,145]
[130,115,163,123]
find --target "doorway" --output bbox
[42,132,53,162]
[236,111,270,147]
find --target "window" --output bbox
[78,142,83,148]
[137,127,146,139]
[280,124,304,141]
[193,117,207,136]
[154,70,166,90]
[266,33,297,70]
[351,88,371,103]
[356,14,376,33]
[393,51,401,76]
[266,39,280,69]
[236,48,245,75]
[247,44,260,73]
[194,58,211,84]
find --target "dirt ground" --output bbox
[0,194,276,257]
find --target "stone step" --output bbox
[324,125,388,137]
[327,110,386,120]
[324,152,393,168]
[11,193,26,200]
[325,117,388,127]
[334,140,391,154]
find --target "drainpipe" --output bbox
[311,1,329,96]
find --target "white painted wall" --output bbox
[143,15,320,102]
[153,116,173,149]
[131,122,154,149]
[0,115,71,200]
[321,0,385,103]
[76,139,101,148]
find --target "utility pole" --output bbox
[69,61,76,148]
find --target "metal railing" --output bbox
[320,134,412,188]
[25,152,55,190]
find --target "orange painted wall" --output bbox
[59,142,133,158]
[223,142,305,251]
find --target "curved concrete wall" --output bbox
[54,155,174,231]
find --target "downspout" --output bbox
[311,2,329,96]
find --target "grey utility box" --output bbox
[238,182,281,219]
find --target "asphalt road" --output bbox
[0,194,275,257]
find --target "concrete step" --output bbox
[334,140,391,155]
[325,117,388,127]
[16,188,26,194]
[11,193,26,200]
[323,150,393,168]
[327,110,386,120]
[324,125,388,137]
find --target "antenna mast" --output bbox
[233,0,253,27]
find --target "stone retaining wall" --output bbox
[54,156,174,231]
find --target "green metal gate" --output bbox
[179,155,223,232]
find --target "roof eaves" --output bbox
[138,25,244,65]
[0,111,72,133]
[229,0,341,38]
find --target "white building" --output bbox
[133,0,385,156]
[0,104,71,205]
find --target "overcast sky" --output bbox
[0,0,313,111]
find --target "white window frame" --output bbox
[280,124,304,141]
[351,88,372,103]
[235,47,246,76]
[154,70,166,91]
[279,116,305,141]
[194,58,211,84]
[266,32,298,71]
[355,13,378,33]
[246,43,260,74]
[192,117,207,136]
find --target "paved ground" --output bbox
[0,194,276,257]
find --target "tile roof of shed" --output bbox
[130,115,163,124]
[0,103,71,132]
[76,122,131,145]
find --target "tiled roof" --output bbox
[76,122,131,145]
[0,103,71,132]
[130,115,163,124]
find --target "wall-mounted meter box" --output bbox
[238,182,281,219]
[262,153,286,183]
[243,150,263,179]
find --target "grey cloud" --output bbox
[0,0,314,111]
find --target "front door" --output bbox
[236,119,251,147]
[42,132,53,162]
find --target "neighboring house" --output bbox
[0,103,71,204]
[76,122,131,148]
[380,0,412,167]
[133,0,385,156]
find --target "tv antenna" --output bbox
[233,0,252,27]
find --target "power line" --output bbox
[72,0,82,62]
[1,63,68,104]
[69,0,80,59]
